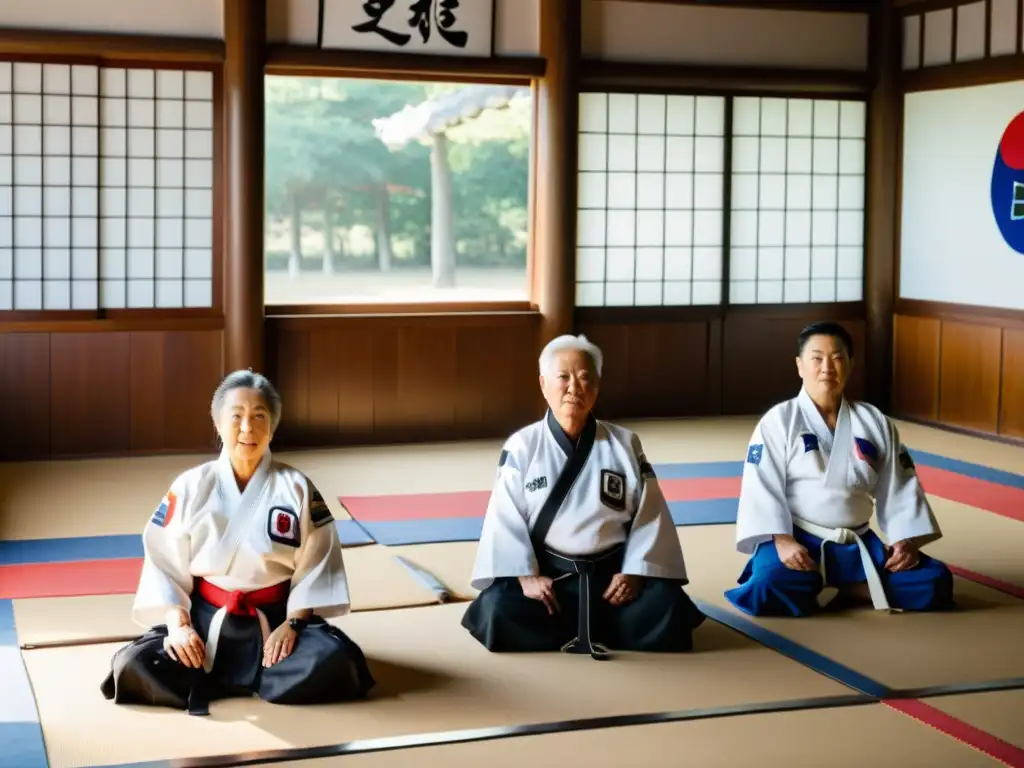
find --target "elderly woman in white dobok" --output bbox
[101,370,375,714]
[461,334,705,659]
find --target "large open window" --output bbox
[263,76,533,310]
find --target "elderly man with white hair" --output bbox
[461,335,705,659]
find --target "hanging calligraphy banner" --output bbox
[321,0,495,57]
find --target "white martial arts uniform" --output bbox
[103,449,375,710]
[462,411,703,655]
[470,413,688,591]
[133,448,350,667]
[728,387,951,614]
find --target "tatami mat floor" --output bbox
[1,417,1023,767]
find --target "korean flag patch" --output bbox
[600,469,627,511]
[269,506,300,547]
[151,490,177,528]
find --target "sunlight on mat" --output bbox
[11,545,448,647]
[921,497,1024,588]
[893,420,1024,476]
[24,603,851,768]
[621,417,756,463]
[0,452,355,541]
[926,689,1024,749]
[269,703,996,768]
[684,525,1024,691]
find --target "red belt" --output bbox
[195,578,290,616]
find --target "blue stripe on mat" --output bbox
[0,534,143,566]
[0,519,374,566]
[695,599,891,698]
[0,600,47,768]
[654,461,744,479]
[356,500,737,546]
[907,449,1024,490]
[337,519,376,546]
[0,724,47,768]
[669,499,737,525]
[360,517,485,546]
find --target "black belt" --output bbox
[540,544,623,661]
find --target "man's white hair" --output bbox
[538,334,603,377]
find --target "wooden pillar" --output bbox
[534,0,581,347]
[864,1,900,412]
[223,0,266,374]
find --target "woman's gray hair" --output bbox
[211,369,283,430]
[538,334,603,377]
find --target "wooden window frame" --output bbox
[0,30,225,327]
[261,46,545,318]
[573,72,872,322]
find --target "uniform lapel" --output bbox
[797,387,852,490]
[529,411,597,551]
[210,448,274,572]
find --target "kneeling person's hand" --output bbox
[884,539,919,572]
[774,534,816,571]
[603,573,642,606]
[519,575,559,615]
[263,622,298,667]
[164,624,206,669]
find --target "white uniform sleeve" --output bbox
[873,419,942,547]
[286,477,351,619]
[735,411,794,554]
[132,477,193,628]
[469,443,536,591]
[621,434,688,581]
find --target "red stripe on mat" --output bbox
[916,466,1024,523]
[885,699,1024,767]
[341,478,741,522]
[342,491,491,522]
[948,565,1024,601]
[0,558,141,599]
[660,477,741,500]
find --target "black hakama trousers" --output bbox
[100,594,375,713]
[461,546,706,655]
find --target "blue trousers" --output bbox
[724,527,955,618]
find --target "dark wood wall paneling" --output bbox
[266,314,544,448]
[0,328,224,460]
[575,306,866,422]
[892,305,1024,441]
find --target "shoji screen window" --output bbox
[576,92,726,307]
[728,97,866,304]
[0,61,215,312]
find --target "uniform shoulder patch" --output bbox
[498,449,509,467]
[269,506,301,547]
[746,444,764,465]
[309,484,334,529]
[151,490,177,528]
[600,469,627,511]
[800,434,819,453]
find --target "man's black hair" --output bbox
[796,321,854,358]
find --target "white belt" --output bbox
[202,606,272,674]
[791,517,896,613]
